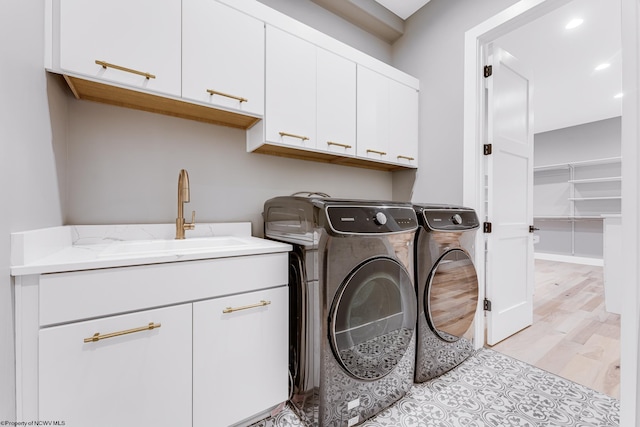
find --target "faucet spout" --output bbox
[176,169,196,239]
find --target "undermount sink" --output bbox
[98,236,249,257]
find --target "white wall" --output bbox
[0,2,68,419]
[391,0,519,205]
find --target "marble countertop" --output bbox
[10,223,291,276]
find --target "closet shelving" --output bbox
[533,156,621,260]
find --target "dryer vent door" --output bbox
[330,257,416,381]
[427,249,479,342]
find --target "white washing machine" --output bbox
[264,195,418,426]
[413,204,480,382]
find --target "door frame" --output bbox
[462,0,639,424]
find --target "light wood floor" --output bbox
[489,259,620,399]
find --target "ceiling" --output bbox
[495,0,622,133]
[314,0,622,134]
[373,0,431,20]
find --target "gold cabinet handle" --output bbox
[367,149,387,156]
[223,300,271,314]
[206,89,248,103]
[327,141,352,149]
[95,60,156,80]
[397,155,415,161]
[84,322,161,343]
[279,132,309,141]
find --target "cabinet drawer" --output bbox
[39,304,192,427]
[39,252,288,326]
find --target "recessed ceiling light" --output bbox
[614,93,624,99]
[565,18,584,29]
[595,63,611,71]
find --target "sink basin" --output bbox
[98,236,249,257]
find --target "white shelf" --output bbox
[534,216,607,220]
[569,196,622,201]
[534,156,621,171]
[568,176,622,184]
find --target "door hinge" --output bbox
[483,298,492,311]
[484,65,493,78]
[529,225,540,233]
[483,222,492,233]
[484,144,492,155]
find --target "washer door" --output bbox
[426,249,479,342]
[330,257,416,381]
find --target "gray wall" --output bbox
[391,0,519,205]
[0,0,397,420]
[533,117,621,258]
[534,117,622,166]
[257,0,392,62]
[0,1,68,419]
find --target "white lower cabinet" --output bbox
[39,304,193,427]
[193,286,289,426]
[27,252,290,426]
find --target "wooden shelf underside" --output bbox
[62,74,261,130]
[252,144,416,172]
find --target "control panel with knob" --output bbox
[374,212,388,225]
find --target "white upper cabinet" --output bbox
[58,0,182,97]
[317,48,357,157]
[357,65,419,167]
[357,66,390,162]
[182,0,264,115]
[265,25,317,149]
[389,79,419,166]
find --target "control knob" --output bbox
[374,212,387,225]
[451,213,463,225]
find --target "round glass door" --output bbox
[426,249,479,342]
[330,257,416,381]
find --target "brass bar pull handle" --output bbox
[206,89,248,103]
[279,132,309,141]
[84,322,161,343]
[397,155,415,161]
[367,149,387,156]
[95,60,156,79]
[223,300,271,314]
[327,141,352,149]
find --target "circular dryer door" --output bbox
[330,257,416,381]
[426,249,479,342]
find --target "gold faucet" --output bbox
[176,169,196,239]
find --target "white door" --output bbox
[317,48,356,156]
[39,304,192,427]
[265,26,316,149]
[193,287,289,427]
[485,46,534,345]
[59,0,182,96]
[182,0,264,115]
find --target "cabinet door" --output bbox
[39,304,192,427]
[389,80,419,167]
[265,26,316,149]
[317,49,356,156]
[182,0,264,115]
[59,0,181,96]
[193,287,288,427]
[356,66,390,162]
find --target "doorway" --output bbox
[463,0,637,424]
[486,0,622,397]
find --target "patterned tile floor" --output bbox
[251,348,619,427]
